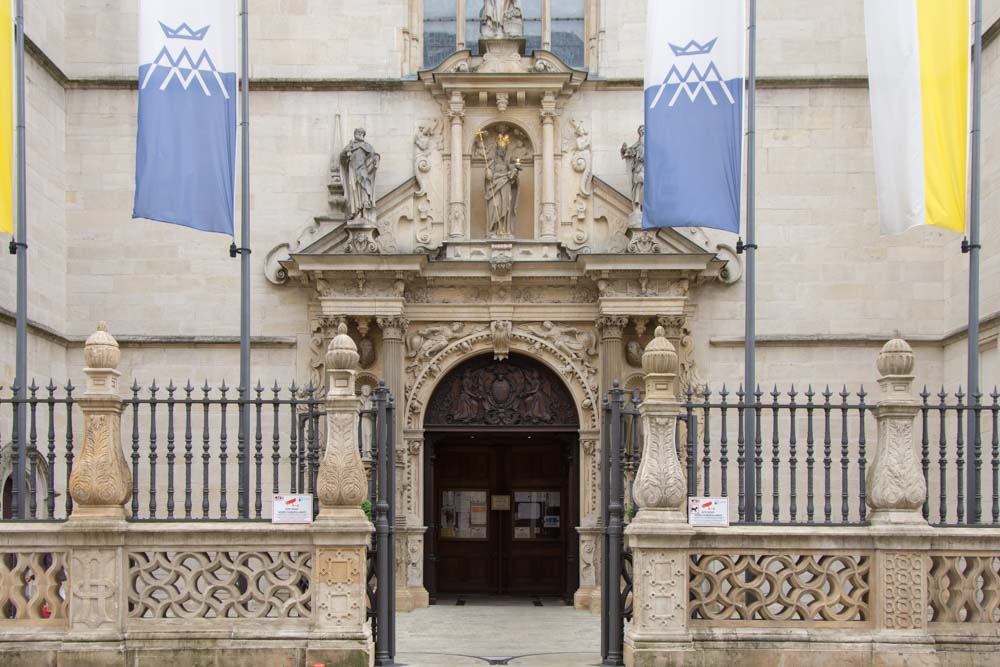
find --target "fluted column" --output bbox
[448,92,466,239]
[597,315,628,393]
[539,92,558,240]
[69,322,131,521]
[866,338,928,526]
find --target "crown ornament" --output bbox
[159,21,210,41]
[669,37,717,57]
[496,133,511,148]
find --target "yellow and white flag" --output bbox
[0,0,12,236]
[864,1,969,235]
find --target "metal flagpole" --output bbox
[237,0,252,518]
[964,0,983,524]
[738,0,758,523]
[8,0,27,519]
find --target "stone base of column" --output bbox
[396,585,430,612]
[625,638,696,667]
[573,585,598,612]
[66,505,129,522]
[868,509,931,528]
[305,638,375,666]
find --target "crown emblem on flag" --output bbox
[158,21,210,41]
[669,38,718,57]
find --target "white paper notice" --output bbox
[272,494,313,524]
[688,497,730,527]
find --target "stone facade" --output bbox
[0,0,999,612]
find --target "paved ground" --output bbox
[394,596,603,666]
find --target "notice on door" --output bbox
[272,494,313,524]
[688,497,729,527]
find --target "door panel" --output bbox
[432,437,569,596]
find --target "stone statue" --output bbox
[480,0,523,39]
[485,135,521,239]
[621,125,644,210]
[340,128,380,223]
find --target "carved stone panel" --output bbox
[424,353,579,428]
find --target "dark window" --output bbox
[424,0,458,68]
[551,0,585,67]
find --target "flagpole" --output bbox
[238,0,252,519]
[741,0,758,523]
[10,0,27,519]
[965,0,982,524]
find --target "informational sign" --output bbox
[491,495,511,511]
[272,494,313,524]
[688,497,729,527]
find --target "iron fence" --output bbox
[679,384,1000,527]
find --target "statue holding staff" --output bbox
[340,127,380,223]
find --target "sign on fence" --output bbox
[272,494,313,524]
[688,497,730,527]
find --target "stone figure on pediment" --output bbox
[621,125,644,211]
[340,127,380,223]
[485,136,521,239]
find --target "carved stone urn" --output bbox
[68,322,132,520]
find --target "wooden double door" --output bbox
[428,433,577,598]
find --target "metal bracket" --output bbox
[735,238,757,255]
[961,238,981,254]
[8,240,26,255]
[229,243,251,258]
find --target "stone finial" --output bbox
[877,338,915,378]
[642,326,678,375]
[327,323,359,370]
[84,321,120,371]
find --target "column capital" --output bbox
[448,91,466,115]
[596,315,629,339]
[377,316,409,340]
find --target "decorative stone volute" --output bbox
[69,323,131,520]
[327,322,360,371]
[877,338,915,378]
[867,337,927,525]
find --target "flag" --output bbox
[0,0,12,236]
[864,0,968,235]
[133,1,237,235]
[642,0,745,233]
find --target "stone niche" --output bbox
[469,122,535,239]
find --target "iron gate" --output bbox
[365,384,396,666]
[600,383,641,666]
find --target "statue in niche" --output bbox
[621,125,644,211]
[340,127,380,223]
[484,132,522,239]
[481,0,524,39]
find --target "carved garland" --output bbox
[404,328,599,430]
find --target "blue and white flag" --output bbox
[643,0,745,233]
[133,1,237,235]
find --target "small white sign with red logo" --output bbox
[688,497,729,527]
[272,494,313,524]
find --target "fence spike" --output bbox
[272,380,281,395]
[46,378,57,393]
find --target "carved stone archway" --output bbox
[400,326,603,609]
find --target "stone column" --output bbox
[65,322,130,642]
[866,338,927,527]
[312,324,375,663]
[447,92,466,240]
[623,327,694,664]
[597,315,628,393]
[539,92,558,240]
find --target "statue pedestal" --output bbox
[479,38,527,73]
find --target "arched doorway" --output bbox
[423,353,580,601]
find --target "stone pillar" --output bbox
[69,322,131,521]
[866,338,927,527]
[597,315,628,393]
[447,92,466,240]
[65,322,130,643]
[539,92,558,240]
[312,324,375,663]
[624,327,694,665]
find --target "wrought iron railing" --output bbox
[680,384,1000,527]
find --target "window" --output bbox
[424,0,586,69]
